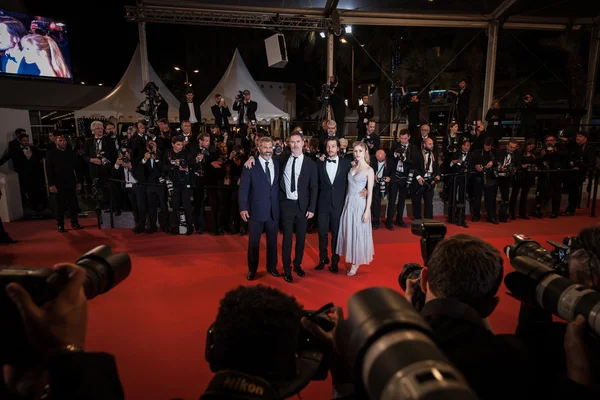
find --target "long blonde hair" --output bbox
[352,141,370,165]
[21,34,71,79]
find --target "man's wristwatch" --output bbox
[50,344,84,356]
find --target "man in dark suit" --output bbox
[143,146,170,234]
[178,89,201,133]
[387,129,413,229]
[279,131,318,283]
[356,94,374,140]
[211,93,231,132]
[233,90,257,139]
[111,149,147,234]
[448,138,475,227]
[315,137,352,273]
[449,79,471,129]
[46,134,83,233]
[239,137,281,280]
[412,138,441,220]
[371,149,391,229]
[496,140,520,222]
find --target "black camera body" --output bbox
[141,81,159,99]
[504,234,573,277]
[0,246,131,366]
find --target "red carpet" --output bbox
[1,214,598,400]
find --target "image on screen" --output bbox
[0,9,71,80]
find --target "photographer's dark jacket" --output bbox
[83,137,117,179]
[496,149,521,177]
[165,149,195,188]
[421,298,533,400]
[567,141,596,180]
[46,148,78,189]
[110,160,147,188]
[211,104,232,130]
[233,100,257,125]
[412,150,440,181]
[450,150,476,174]
[143,152,165,184]
[388,142,414,183]
[356,104,374,129]
[179,100,201,123]
[540,142,568,170]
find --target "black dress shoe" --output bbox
[284,273,293,283]
[560,211,575,216]
[385,223,395,231]
[328,264,339,274]
[315,259,329,270]
[58,226,67,233]
[519,214,530,220]
[472,215,481,222]
[71,223,84,230]
[0,235,17,244]
[487,218,499,225]
[247,271,256,281]
[396,220,408,228]
[268,269,280,277]
[294,266,305,277]
[146,228,157,234]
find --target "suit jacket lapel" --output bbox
[332,159,343,186]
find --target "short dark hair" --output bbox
[399,128,410,137]
[213,285,302,378]
[325,136,340,148]
[18,133,29,141]
[483,137,494,146]
[427,234,504,316]
[198,133,210,141]
[105,122,115,128]
[181,120,191,126]
[158,118,170,125]
[171,135,184,144]
[289,130,304,141]
[15,128,26,136]
[545,134,556,141]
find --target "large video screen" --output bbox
[0,10,71,80]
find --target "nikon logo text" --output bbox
[223,376,264,396]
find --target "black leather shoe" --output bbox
[284,273,293,283]
[385,223,395,231]
[268,269,280,277]
[487,218,499,225]
[71,223,84,230]
[329,264,339,274]
[146,228,157,234]
[58,226,66,233]
[472,215,481,222]
[519,215,530,220]
[294,267,305,277]
[396,220,408,228]
[315,259,329,270]
[247,271,256,281]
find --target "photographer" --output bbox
[371,150,391,230]
[356,94,374,140]
[191,133,212,235]
[447,138,474,227]
[233,90,257,139]
[471,137,498,224]
[532,134,567,219]
[142,141,170,234]
[1,263,125,400]
[111,148,147,234]
[361,120,380,158]
[327,76,345,137]
[166,135,195,235]
[241,121,259,153]
[469,120,487,151]
[386,129,413,229]
[156,118,172,152]
[519,93,538,139]
[484,100,505,144]
[448,79,471,129]
[405,91,421,138]
[411,138,440,220]
[83,121,116,211]
[208,141,237,235]
[404,234,532,399]
[211,93,231,131]
[496,140,520,222]
[561,131,596,216]
[515,226,600,395]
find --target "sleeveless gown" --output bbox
[336,169,374,265]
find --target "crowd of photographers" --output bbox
[1,222,598,400]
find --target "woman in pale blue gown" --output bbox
[336,142,375,276]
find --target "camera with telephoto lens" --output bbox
[236,90,245,100]
[146,140,157,156]
[0,245,131,366]
[394,145,407,161]
[398,220,447,311]
[378,177,387,197]
[364,135,375,147]
[178,158,188,169]
[504,234,579,277]
[319,83,331,103]
[119,148,130,165]
[205,303,335,399]
[504,250,600,337]
[405,169,415,188]
[336,287,477,400]
[96,150,110,166]
[141,81,159,99]
[274,144,283,154]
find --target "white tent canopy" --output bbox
[200,49,289,123]
[75,45,180,122]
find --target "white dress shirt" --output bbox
[325,155,339,183]
[114,164,137,188]
[258,156,274,186]
[417,151,434,180]
[188,102,198,124]
[284,153,304,200]
[376,161,385,179]
[362,105,369,124]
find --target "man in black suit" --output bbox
[356,94,374,140]
[83,121,117,210]
[142,145,169,234]
[315,137,352,273]
[280,131,318,283]
[562,131,597,216]
[412,138,441,220]
[448,138,475,228]
[239,137,281,280]
[178,89,201,133]
[449,79,471,129]
[111,149,147,234]
[328,76,345,137]
[45,134,84,232]
[211,93,231,132]
[386,129,413,229]
[233,90,257,139]
[0,128,25,166]
[371,149,391,230]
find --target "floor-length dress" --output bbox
[336,169,374,265]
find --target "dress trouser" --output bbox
[54,186,79,226]
[412,189,435,219]
[171,187,193,230]
[248,217,278,273]
[386,181,408,222]
[281,199,308,273]
[318,208,343,265]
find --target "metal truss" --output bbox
[124,6,331,31]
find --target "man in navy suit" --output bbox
[315,137,352,273]
[239,136,281,281]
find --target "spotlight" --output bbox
[345,25,352,33]
[98,83,103,86]
[340,38,348,43]
[174,66,181,71]
[81,82,85,84]
[320,32,326,38]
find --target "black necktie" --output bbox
[327,159,337,163]
[426,152,431,171]
[265,161,271,186]
[291,156,297,192]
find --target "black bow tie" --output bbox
[462,152,467,156]
[21,146,29,150]
[327,158,337,163]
